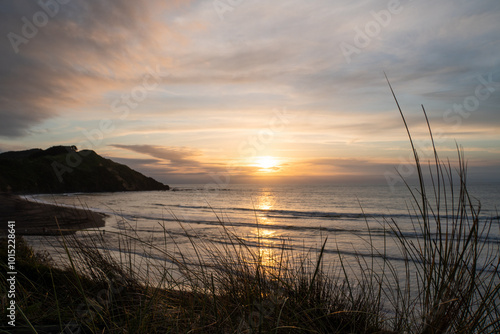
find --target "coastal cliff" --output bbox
[0,146,169,194]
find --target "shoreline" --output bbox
[0,193,106,235]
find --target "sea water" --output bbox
[25,183,500,286]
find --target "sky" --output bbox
[1,0,499,186]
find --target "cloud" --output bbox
[298,157,395,175]
[111,144,202,167]
[106,157,162,167]
[109,143,285,182]
[0,0,187,137]
[2,1,499,139]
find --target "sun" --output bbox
[256,156,279,170]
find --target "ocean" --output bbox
[24,183,500,283]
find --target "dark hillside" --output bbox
[0,146,169,194]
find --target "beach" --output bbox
[0,193,105,235]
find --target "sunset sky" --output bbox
[1,0,499,185]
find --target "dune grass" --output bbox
[1,91,500,333]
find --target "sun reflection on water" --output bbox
[254,190,276,223]
[250,191,282,269]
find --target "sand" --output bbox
[0,193,105,235]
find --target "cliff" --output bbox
[0,146,170,194]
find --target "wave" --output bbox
[108,208,500,247]
[25,192,500,248]
[99,229,500,275]
[163,203,497,223]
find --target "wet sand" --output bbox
[0,193,105,235]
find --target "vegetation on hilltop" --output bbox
[0,146,169,194]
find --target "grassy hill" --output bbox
[0,146,169,194]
